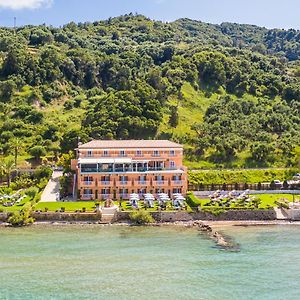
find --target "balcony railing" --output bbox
[80,166,184,173]
[98,168,114,173]
[81,168,98,173]
[134,180,150,186]
[100,194,113,200]
[81,181,95,187]
[172,180,183,185]
[99,181,112,186]
[153,180,168,186]
[82,194,93,200]
[148,167,164,171]
[116,181,132,186]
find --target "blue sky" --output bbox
[0,0,299,29]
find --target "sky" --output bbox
[0,0,299,29]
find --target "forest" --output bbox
[0,14,299,169]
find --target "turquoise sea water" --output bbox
[0,224,300,300]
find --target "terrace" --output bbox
[79,159,184,174]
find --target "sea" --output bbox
[0,224,299,300]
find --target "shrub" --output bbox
[129,210,154,225]
[283,180,289,189]
[7,203,34,226]
[34,166,53,181]
[26,186,39,199]
[29,145,46,160]
[202,206,225,216]
[186,192,201,208]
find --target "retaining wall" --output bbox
[116,209,276,222]
[32,212,102,222]
[0,209,277,223]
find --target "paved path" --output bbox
[40,171,63,202]
[274,207,289,220]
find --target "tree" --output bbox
[169,105,179,128]
[29,146,46,161]
[9,138,23,170]
[250,142,275,163]
[0,157,16,187]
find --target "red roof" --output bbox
[78,140,183,149]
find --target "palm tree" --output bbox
[1,158,16,187]
[9,138,23,171]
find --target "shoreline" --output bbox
[1,219,300,227]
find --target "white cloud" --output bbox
[0,0,53,10]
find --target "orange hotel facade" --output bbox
[71,140,188,200]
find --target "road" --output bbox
[40,171,63,202]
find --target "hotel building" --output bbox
[71,140,188,200]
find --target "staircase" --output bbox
[100,206,118,223]
[274,208,289,220]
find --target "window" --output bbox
[170,161,175,169]
[83,189,92,195]
[103,150,109,157]
[170,150,175,156]
[120,176,127,183]
[153,150,160,157]
[120,150,126,157]
[87,150,93,157]
[136,150,142,156]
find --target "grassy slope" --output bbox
[158,82,213,139]
[158,83,294,169]
[188,168,296,185]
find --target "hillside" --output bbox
[0,14,299,168]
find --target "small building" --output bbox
[71,140,187,200]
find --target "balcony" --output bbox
[148,167,164,171]
[134,180,150,186]
[153,180,168,186]
[98,181,112,186]
[98,168,113,173]
[81,194,94,200]
[116,181,132,187]
[81,168,98,173]
[172,180,183,186]
[99,194,113,200]
[81,181,95,187]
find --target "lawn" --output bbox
[34,201,99,212]
[0,196,32,213]
[187,193,300,210]
[255,194,299,209]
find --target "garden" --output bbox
[186,192,300,215]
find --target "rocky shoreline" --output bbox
[0,219,299,227]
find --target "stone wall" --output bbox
[0,209,276,224]
[32,212,101,222]
[191,209,276,221]
[116,209,276,222]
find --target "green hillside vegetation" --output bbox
[188,168,296,185]
[0,14,299,169]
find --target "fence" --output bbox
[188,182,300,192]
